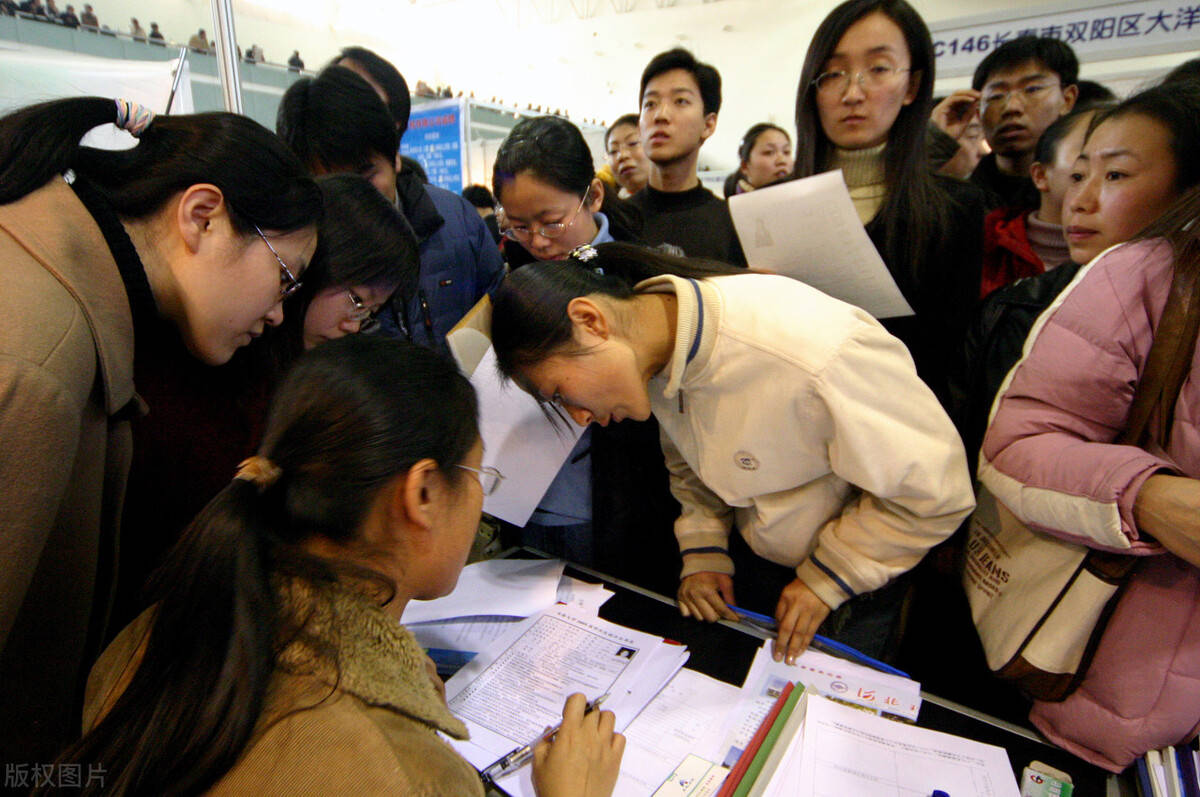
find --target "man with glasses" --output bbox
[630,48,746,266]
[965,37,1079,211]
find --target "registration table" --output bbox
[521,553,1134,796]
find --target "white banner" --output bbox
[931,0,1200,78]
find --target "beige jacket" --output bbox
[0,177,136,761]
[641,274,974,610]
[85,583,484,796]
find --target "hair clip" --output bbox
[569,243,599,263]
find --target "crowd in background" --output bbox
[2,0,1200,791]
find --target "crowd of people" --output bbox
[1,0,1199,790]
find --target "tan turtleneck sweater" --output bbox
[827,143,887,225]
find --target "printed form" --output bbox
[763,694,1020,797]
[444,604,688,793]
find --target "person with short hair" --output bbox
[461,183,501,243]
[59,3,79,27]
[628,48,746,265]
[147,21,163,43]
[187,28,209,53]
[969,36,1080,210]
[0,96,321,765]
[78,1,95,27]
[129,17,145,40]
[287,49,304,72]
[605,114,650,198]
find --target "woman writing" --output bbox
[490,243,974,663]
[54,336,624,795]
[794,0,985,407]
[0,97,321,763]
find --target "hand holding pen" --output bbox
[482,693,625,797]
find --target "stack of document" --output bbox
[401,558,614,676]
[731,692,1021,796]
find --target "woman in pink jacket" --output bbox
[979,83,1200,771]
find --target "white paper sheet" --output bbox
[469,346,585,526]
[763,694,1020,797]
[618,669,742,796]
[556,575,615,613]
[729,170,914,319]
[444,605,687,796]
[401,558,565,624]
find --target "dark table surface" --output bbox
[554,558,1122,796]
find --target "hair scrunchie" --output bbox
[114,98,156,138]
[235,456,282,491]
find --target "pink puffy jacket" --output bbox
[980,239,1200,772]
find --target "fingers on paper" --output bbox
[772,579,831,665]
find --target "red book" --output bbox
[716,681,795,797]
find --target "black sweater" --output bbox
[627,183,746,266]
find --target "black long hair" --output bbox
[492,115,642,247]
[50,335,478,795]
[0,97,320,234]
[793,0,949,286]
[491,241,741,378]
[265,174,420,363]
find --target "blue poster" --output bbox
[400,98,466,195]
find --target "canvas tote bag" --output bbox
[964,249,1200,702]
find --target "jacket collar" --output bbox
[0,177,134,415]
[636,274,722,399]
[276,579,469,739]
[394,169,445,244]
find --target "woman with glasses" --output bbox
[112,174,418,652]
[794,0,985,410]
[54,336,624,796]
[0,96,321,764]
[489,117,681,591]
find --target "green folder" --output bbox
[731,685,806,797]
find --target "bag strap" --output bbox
[1118,249,1200,450]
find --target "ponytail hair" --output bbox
[492,241,741,377]
[52,335,478,795]
[493,115,643,244]
[0,97,321,233]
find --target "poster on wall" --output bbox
[930,0,1200,78]
[401,98,467,195]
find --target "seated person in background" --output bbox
[723,123,793,197]
[978,130,1200,770]
[129,17,145,40]
[794,0,985,411]
[490,243,974,664]
[979,106,1103,299]
[630,48,746,265]
[59,4,79,27]
[277,65,503,352]
[187,28,209,52]
[968,36,1079,211]
[604,114,650,198]
[147,21,163,42]
[462,183,502,244]
[78,1,94,27]
[58,336,625,795]
[112,173,419,641]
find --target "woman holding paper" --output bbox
[792,0,985,408]
[54,336,624,796]
[489,242,974,665]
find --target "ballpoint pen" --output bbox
[480,693,610,783]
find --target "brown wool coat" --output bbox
[0,177,136,763]
[84,584,485,796]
